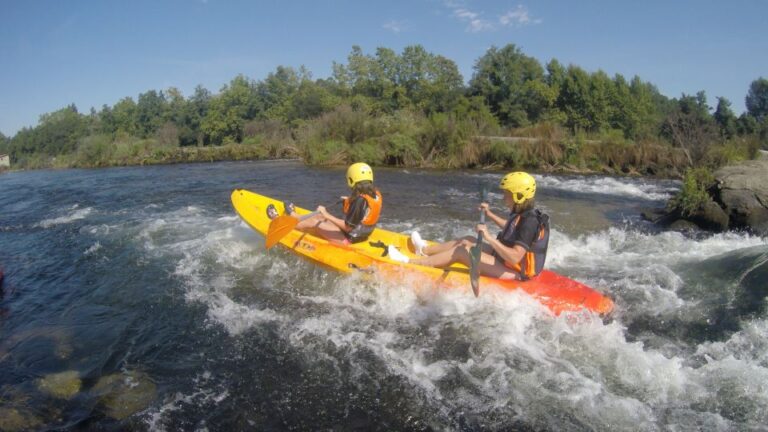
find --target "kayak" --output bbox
[231,189,614,316]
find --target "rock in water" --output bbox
[37,370,81,399]
[92,370,157,420]
[713,160,768,234]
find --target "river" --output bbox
[1,160,766,431]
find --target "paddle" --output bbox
[469,183,488,297]
[265,214,305,249]
[265,200,342,249]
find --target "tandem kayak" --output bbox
[231,189,614,316]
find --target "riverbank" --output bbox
[4,136,695,179]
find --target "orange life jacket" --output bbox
[342,190,382,227]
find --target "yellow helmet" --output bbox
[499,172,536,203]
[346,162,373,188]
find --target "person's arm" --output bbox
[480,202,507,228]
[477,223,526,264]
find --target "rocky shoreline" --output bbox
[643,159,768,235]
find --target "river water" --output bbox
[0,161,766,431]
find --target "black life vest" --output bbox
[496,209,550,280]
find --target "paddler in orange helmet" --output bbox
[389,172,550,281]
[267,162,382,245]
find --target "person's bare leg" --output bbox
[295,213,323,230]
[421,236,476,256]
[413,244,472,267]
[296,216,348,244]
[477,252,519,280]
[413,244,518,280]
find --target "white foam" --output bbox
[144,372,230,432]
[37,205,93,228]
[84,242,102,256]
[536,175,677,201]
[466,172,679,201]
[121,197,767,429]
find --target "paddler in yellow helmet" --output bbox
[267,162,383,245]
[389,172,550,281]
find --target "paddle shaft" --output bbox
[469,185,488,297]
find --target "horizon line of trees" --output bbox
[1,44,766,170]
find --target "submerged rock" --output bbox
[92,370,157,420]
[37,370,81,399]
[0,407,43,431]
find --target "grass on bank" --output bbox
[6,106,762,177]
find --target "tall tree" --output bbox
[111,97,138,136]
[0,131,8,155]
[746,77,768,120]
[469,44,545,127]
[258,66,303,117]
[189,85,211,145]
[713,97,737,139]
[202,75,259,144]
[557,65,592,132]
[136,90,168,138]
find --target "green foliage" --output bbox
[485,141,522,166]
[707,135,760,165]
[469,44,545,127]
[713,97,738,139]
[201,75,261,144]
[746,77,768,121]
[336,45,464,116]
[76,134,115,167]
[0,132,9,155]
[136,90,168,138]
[303,139,347,165]
[674,168,715,216]
[348,138,385,165]
[6,45,767,174]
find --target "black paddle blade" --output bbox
[469,244,481,297]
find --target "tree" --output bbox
[557,65,592,132]
[662,92,717,166]
[336,45,464,114]
[283,79,340,122]
[746,77,768,121]
[713,97,737,139]
[627,76,663,139]
[469,44,545,127]
[189,85,211,146]
[545,59,566,90]
[136,90,168,138]
[111,97,138,136]
[258,66,303,118]
[202,75,259,144]
[0,131,8,155]
[585,70,615,132]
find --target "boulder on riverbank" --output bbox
[643,159,768,235]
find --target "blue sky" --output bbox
[1,0,766,137]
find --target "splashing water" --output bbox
[1,161,766,430]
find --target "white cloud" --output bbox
[453,8,495,32]
[499,5,542,27]
[444,1,540,32]
[383,20,405,34]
